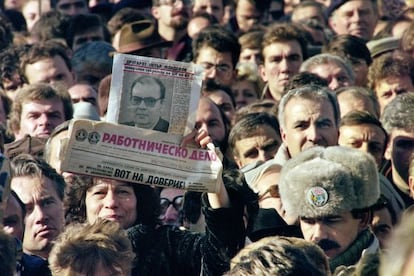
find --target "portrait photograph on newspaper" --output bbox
[106,53,203,136]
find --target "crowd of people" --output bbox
[1,0,414,275]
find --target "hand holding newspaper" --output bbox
[61,54,224,193]
[180,129,229,207]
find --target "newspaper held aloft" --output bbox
[61,120,223,193]
[106,53,203,136]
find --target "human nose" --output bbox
[329,78,340,90]
[103,190,118,208]
[137,99,147,108]
[38,114,50,126]
[306,125,320,142]
[198,123,209,135]
[262,149,274,161]
[257,149,269,162]
[279,58,289,72]
[164,204,178,221]
[250,56,258,64]
[33,205,48,224]
[68,6,77,16]
[360,142,369,154]
[311,222,328,243]
[235,93,244,103]
[247,18,258,26]
[205,67,217,79]
[351,11,361,22]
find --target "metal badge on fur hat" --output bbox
[279,146,379,218]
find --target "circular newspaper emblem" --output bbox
[306,187,329,207]
[88,131,100,144]
[75,129,87,141]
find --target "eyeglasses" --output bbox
[158,0,191,6]
[131,96,161,107]
[258,185,279,202]
[160,195,184,215]
[200,62,232,75]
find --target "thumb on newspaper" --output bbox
[180,129,212,148]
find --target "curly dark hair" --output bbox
[65,176,160,227]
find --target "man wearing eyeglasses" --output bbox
[159,187,185,226]
[193,25,240,86]
[123,75,169,132]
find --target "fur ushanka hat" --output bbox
[279,146,380,218]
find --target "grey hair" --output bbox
[336,86,380,119]
[300,53,355,84]
[278,84,340,129]
[381,93,414,134]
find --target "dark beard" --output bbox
[170,17,189,30]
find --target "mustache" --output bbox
[317,239,340,251]
[172,10,189,17]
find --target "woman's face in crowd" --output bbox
[85,179,137,229]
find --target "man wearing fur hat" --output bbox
[279,146,380,273]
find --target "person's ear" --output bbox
[233,155,242,168]
[328,15,338,34]
[409,175,414,199]
[152,6,161,20]
[259,64,268,82]
[384,140,392,160]
[358,211,371,230]
[280,127,287,145]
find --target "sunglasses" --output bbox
[258,185,279,201]
[160,195,184,215]
[131,96,161,107]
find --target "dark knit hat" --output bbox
[325,0,349,18]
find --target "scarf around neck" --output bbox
[329,228,374,272]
